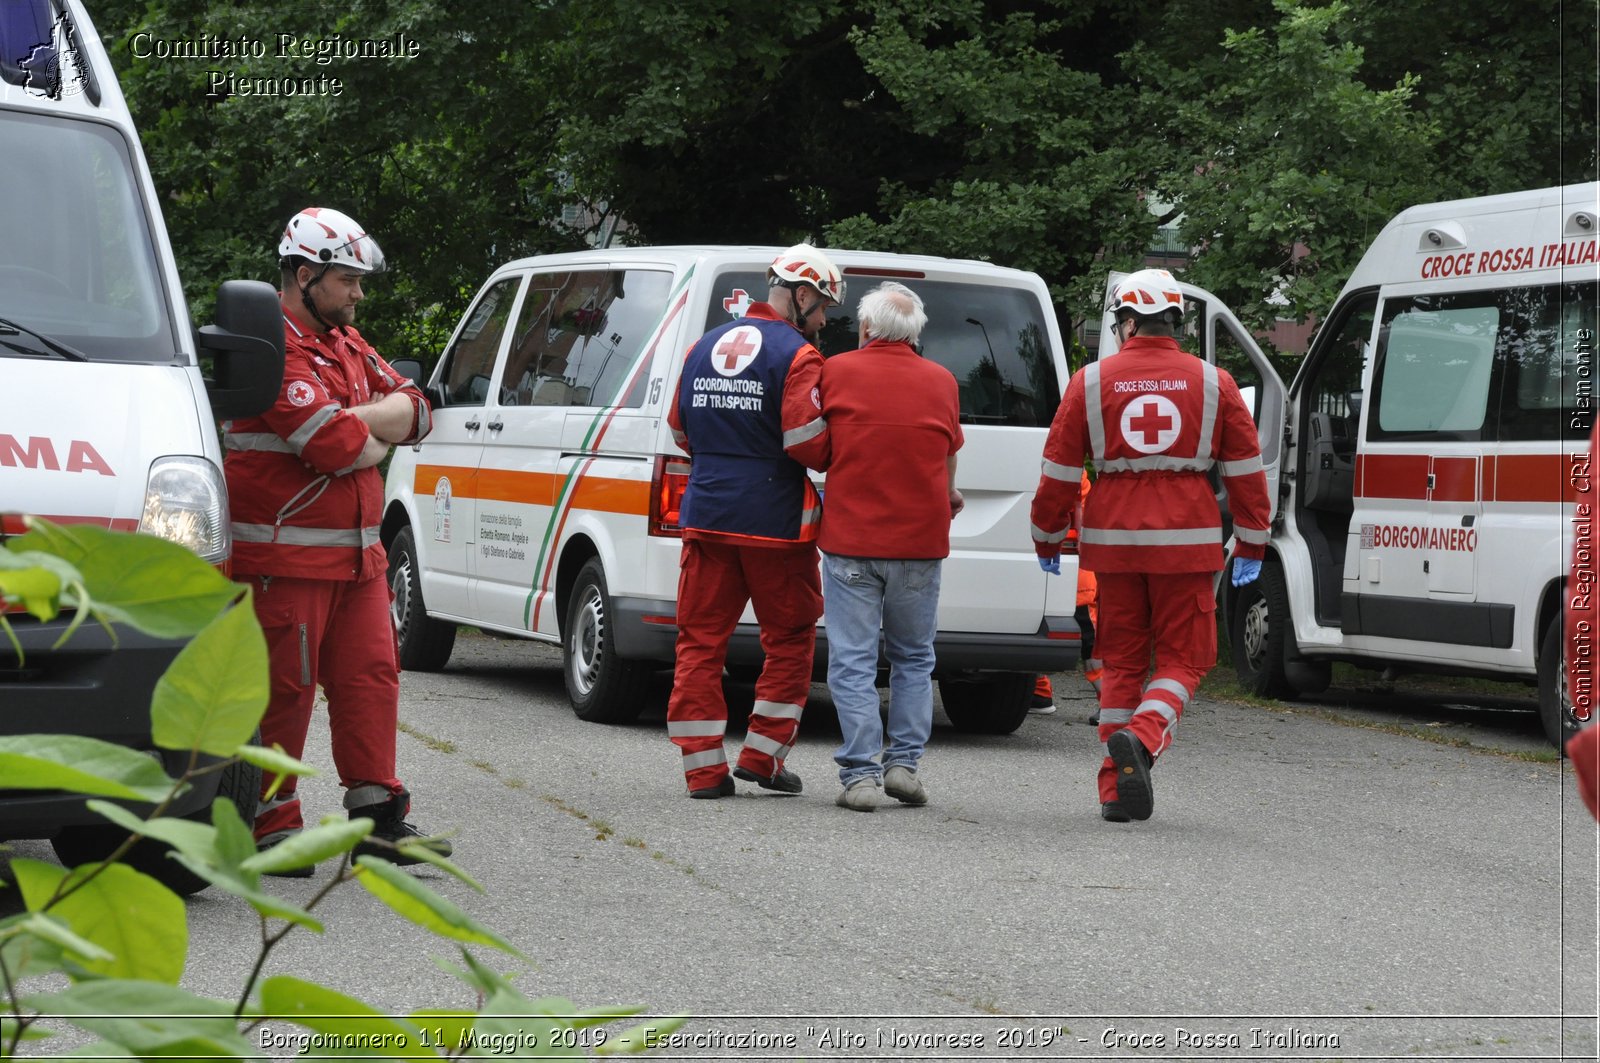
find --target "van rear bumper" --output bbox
[611,597,1081,674]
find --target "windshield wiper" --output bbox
[0,317,88,361]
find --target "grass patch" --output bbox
[396,721,457,754]
[1202,666,1557,763]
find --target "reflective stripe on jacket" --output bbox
[1029,335,1270,574]
[223,305,430,580]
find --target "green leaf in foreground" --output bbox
[355,857,524,958]
[237,742,319,781]
[257,976,437,1058]
[11,521,242,638]
[151,596,269,755]
[13,859,186,983]
[21,980,253,1058]
[240,818,372,876]
[0,735,181,803]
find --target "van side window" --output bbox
[705,271,1061,427]
[438,277,520,407]
[1495,281,1598,441]
[1370,295,1497,440]
[500,269,673,409]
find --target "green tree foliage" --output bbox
[1131,0,1444,336]
[91,0,1596,358]
[93,0,585,359]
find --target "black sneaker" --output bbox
[1100,801,1131,823]
[349,791,454,865]
[1107,731,1154,821]
[732,764,803,794]
[689,776,736,800]
[256,831,314,878]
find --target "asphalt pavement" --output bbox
[6,631,1596,1062]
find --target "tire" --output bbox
[938,672,1034,735]
[1538,616,1581,752]
[564,558,651,723]
[1230,562,1301,699]
[51,753,262,898]
[388,527,456,672]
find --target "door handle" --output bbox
[487,418,504,432]
[464,417,481,431]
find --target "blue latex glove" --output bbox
[1038,555,1061,576]
[1231,557,1262,587]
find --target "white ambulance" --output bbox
[1208,182,1599,749]
[0,0,284,891]
[383,246,1082,734]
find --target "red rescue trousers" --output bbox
[1093,570,1216,803]
[667,539,822,792]
[246,573,405,841]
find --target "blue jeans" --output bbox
[822,553,942,786]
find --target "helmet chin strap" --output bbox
[299,262,336,332]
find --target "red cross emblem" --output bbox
[722,288,752,318]
[1119,394,1182,454]
[711,325,763,377]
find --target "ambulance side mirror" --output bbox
[199,280,286,419]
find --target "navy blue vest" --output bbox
[677,314,813,540]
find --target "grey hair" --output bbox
[857,281,927,344]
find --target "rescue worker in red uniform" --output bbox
[225,207,448,871]
[665,245,842,799]
[1031,269,1270,822]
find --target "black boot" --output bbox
[348,789,453,865]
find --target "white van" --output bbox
[1207,183,1599,749]
[0,0,284,891]
[382,246,1081,734]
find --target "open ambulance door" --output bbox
[1100,271,1288,527]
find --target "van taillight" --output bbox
[650,456,691,537]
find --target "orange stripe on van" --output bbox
[475,469,560,506]
[569,477,649,516]
[413,464,644,513]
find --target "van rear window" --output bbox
[706,271,1061,428]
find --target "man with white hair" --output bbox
[800,281,964,812]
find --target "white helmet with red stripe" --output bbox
[1107,267,1184,323]
[768,243,845,305]
[278,207,386,274]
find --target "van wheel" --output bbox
[938,673,1033,735]
[565,558,650,723]
[51,752,261,898]
[388,527,456,671]
[1230,562,1301,698]
[1538,617,1581,752]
